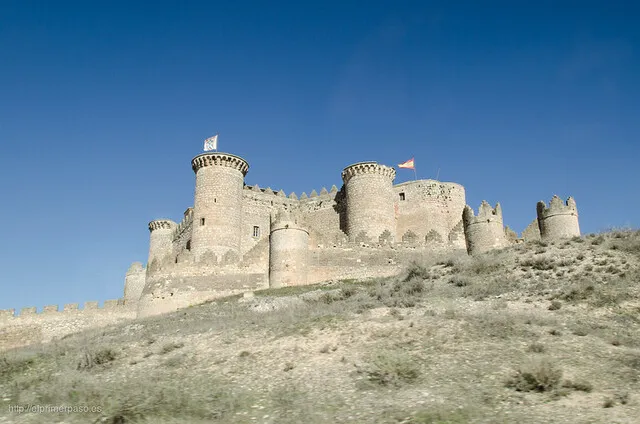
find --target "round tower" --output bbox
[537,196,580,241]
[462,201,508,255]
[148,219,176,269]
[190,153,249,262]
[269,211,309,288]
[341,161,396,243]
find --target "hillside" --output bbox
[1,230,639,424]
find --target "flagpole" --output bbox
[413,167,417,181]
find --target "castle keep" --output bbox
[135,153,468,317]
[0,148,581,350]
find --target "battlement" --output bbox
[298,185,340,202]
[0,299,130,319]
[341,162,396,184]
[462,201,503,225]
[191,152,249,175]
[172,208,194,239]
[149,219,176,232]
[537,195,578,219]
[462,201,507,255]
[536,196,580,241]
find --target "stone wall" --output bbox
[298,186,347,247]
[521,218,541,242]
[124,262,146,302]
[0,300,136,352]
[394,180,466,248]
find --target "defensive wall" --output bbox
[0,300,136,351]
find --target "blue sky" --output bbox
[0,1,638,311]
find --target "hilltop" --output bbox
[1,230,639,424]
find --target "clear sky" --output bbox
[0,1,638,311]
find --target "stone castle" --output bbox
[0,150,580,350]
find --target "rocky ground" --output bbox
[1,230,639,423]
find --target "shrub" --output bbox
[0,354,37,378]
[404,264,430,282]
[562,379,593,392]
[360,351,420,387]
[77,347,117,370]
[160,342,185,355]
[548,300,562,311]
[521,257,556,271]
[527,343,545,353]
[506,359,563,392]
[448,276,471,287]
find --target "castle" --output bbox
[0,149,581,350]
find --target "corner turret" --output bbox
[462,201,508,255]
[147,219,176,270]
[536,195,580,241]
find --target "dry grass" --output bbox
[1,230,639,423]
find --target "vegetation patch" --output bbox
[358,350,421,387]
[506,358,563,392]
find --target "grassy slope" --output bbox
[1,230,639,424]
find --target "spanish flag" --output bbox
[398,158,415,169]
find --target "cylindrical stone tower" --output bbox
[462,201,508,255]
[341,161,396,243]
[537,196,580,242]
[190,152,249,262]
[148,219,176,268]
[269,212,309,288]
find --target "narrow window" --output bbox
[253,226,260,237]
[200,218,205,226]
[186,240,191,251]
[399,192,406,201]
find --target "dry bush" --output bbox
[76,347,117,370]
[506,358,563,392]
[159,341,184,355]
[562,379,593,392]
[359,350,421,387]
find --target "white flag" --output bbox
[204,135,218,151]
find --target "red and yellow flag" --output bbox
[398,158,415,169]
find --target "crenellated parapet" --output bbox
[172,208,194,240]
[0,299,130,319]
[148,219,176,232]
[537,196,580,241]
[462,201,508,255]
[191,152,249,175]
[341,162,396,185]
